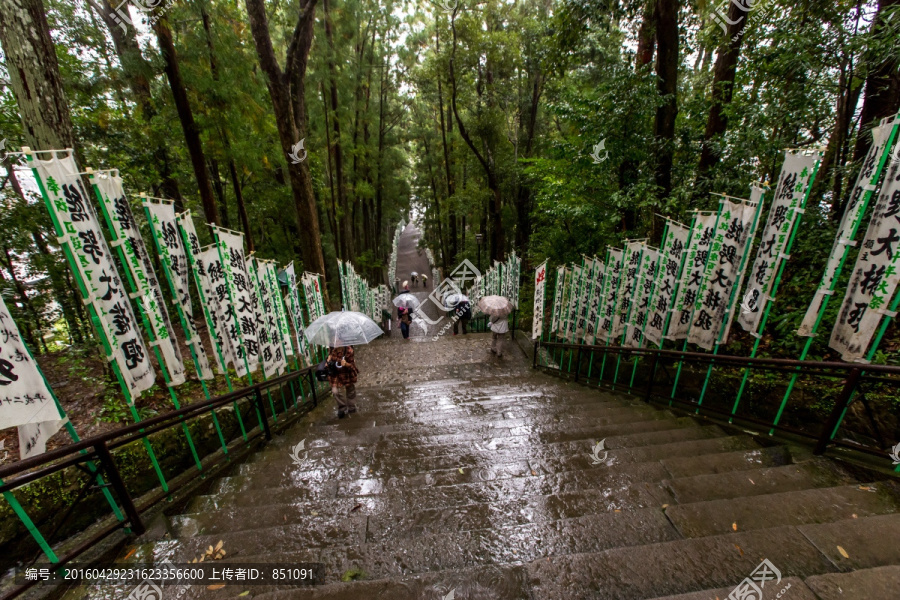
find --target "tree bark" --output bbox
[693,0,748,202]
[653,0,680,202]
[153,15,219,222]
[244,0,326,277]
[635,0,657,70]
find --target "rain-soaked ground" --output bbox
[56,224,900,598]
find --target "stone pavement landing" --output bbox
[69,334,900,600]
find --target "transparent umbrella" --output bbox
[392,293,421,310]
[476,295,513,317]
[442,293,470,310]
[304,311,384,347]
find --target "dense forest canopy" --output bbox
[0,0,899,363]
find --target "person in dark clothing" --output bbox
[452,300,471,335]
[398,306,412,340]
[327,346,358,418]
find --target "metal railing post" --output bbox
[814,367,863,455]
[94,441,145,536]
[645,351,660,403]
[574,346,582,382]
[533,341,539,369]
[254,388,273,441]
[310,370,319,406]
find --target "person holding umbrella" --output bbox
[477,295,513,358]
[327,346,358,418]
[393,285,419,341]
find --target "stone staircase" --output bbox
[67,334,900,599]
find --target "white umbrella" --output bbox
[443,293,470,310]
[392,293,421,310]
[411,271,419,276]
[304,311,384,347]
[476,295,513,317]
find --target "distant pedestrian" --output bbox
[489,313,509,358]
[327,346,358,418]
[398,306,412,340]
[402,280,410,292]
[411,272,418,287]
[452,299,471,335]
[394,277,400,294]
[422,274,428,288]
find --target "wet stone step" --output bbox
[797,513,900,571]
[803,565,900,600]
[666,480,900,538]
[661,444,792,478]
[662,459,858,504]
[643,577,817,600]
[524,525,837,600]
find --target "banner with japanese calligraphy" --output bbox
[302,272,325,325]
[800,121,897,337]
[93,172,186,387]
[550,265,566,334]
[575,258,597,341]
[668,214,717,340]
[214,228,260,376]
[247,258,279,378]
[597,249,623,343]
[738,151,818,333]
[532,261,548,339]
[625,247,658,348]
[830,159,900,361]
[645,221,689,347]
[617,241,645,341]
[33,153,155,397]
[564,264,584,342]
[18,417,67,459]
[0,294,62,434]
[262,260,290,369]
[583,257,605,345]
[196,246,238,374]
[689,198,758,350]
[283,263,312,364]
[144,200,214,381]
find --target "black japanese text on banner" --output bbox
[285,263,312,363]
[830,159,900,361]
[618,241,645,340]
[196,245,238,374]
[645,221,689,347]
[532,261,548,339]
[144,199,214,381]
[574,259,594,341]
[262,260,290,370]
[598,248,624,343]
[565,265,583,342]
[738,151,818,333]
[215,228,260,377]
[93,171,186,386]
[719,187,765,346]
[247,257,279,378]
[584,257,606,345]
[688,198,758,350]
[626,247,658,348]
[668,213,717,340]
[550,266,566,335]
[33,152,155,397]
[800,119,897,336]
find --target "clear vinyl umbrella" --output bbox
[392,293,421,310]
[442,293,470,310]
[476,295,513,317]
[304,311,384,347]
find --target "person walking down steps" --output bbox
[489,312,509,358]
[327,345,359,418]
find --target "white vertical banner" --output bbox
[0,292,64,443]
[264,261,291,369]
[583,257,606,345]
[688,197,758,350]
[215,228,260,376]
[284,263,312,365]
[549,265,566,335]
[33,153,154,397]
[738,151,818,333]
[720,186,765,345]
[668,213,717,340]
[598,249,624,343]
[196,246,238,374]
[645,221,689,347]
[532,261,548,339]
[618,241,645,340]
[93,171,186,386]
[800,120,896,336]
[144,200,214,381]
[575,258,596,341]
[564,265,584,342]
[830,159,900,361]
[248,258,279,378]
[626,246,658,348]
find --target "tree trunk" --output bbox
[153,15,218,222]
[653,0,679,202]
[321,83,342,259]
[435,26,457,263]
[228,160,254,250]
[635,0,656,70]
[693,0,748,202]
[0,0,76,150]
[851,0,900,164]
[244,0,326,277]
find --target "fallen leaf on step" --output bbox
[614,509,621,513]
[852,514,858,519]
[123,548,136,560]
[661,504,669,509]
[238,592,250,597]
[215,540,224,552]
[459,468,464,474]
[531,470,536,476]
[837,546,849,558]
[311,511,319,516]
[207,584,225,590]
[208,545,214,554]
[732,522,738,531]
[350,504,363,513]
[748,478,755,485]
[734,544,744,556]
